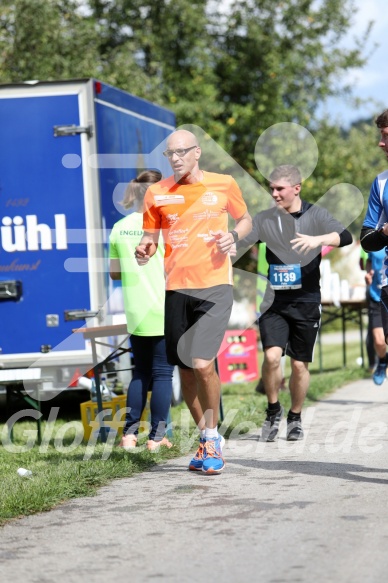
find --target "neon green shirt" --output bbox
[109,212,165,335]
[257,243,269,314]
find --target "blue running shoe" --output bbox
[189,438,205,471]
[373,363,387,386]
[202,435,225,475]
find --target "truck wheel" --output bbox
[171,366,183,406]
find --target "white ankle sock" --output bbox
[205,427,218,439]
[200,429,206,439]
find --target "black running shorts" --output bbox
[380,286,388,342]
[164,284,234,369]
[369,297,383,331]
[259,301,321,362]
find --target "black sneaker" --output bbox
[260,406,284,441]
[286,419,304,441]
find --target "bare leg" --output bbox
[179,367,205,431]
[373,327,387,359]
[192,358,220,429]
[262,346,283,404]
[289,358,310,413]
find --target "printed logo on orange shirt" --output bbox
[201,192,218,206]
[166,213,179,225]
[154,194,185,206]
[193,210,221,220]
[197,233,215,242]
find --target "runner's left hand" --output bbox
[291,233,322,254]
[210,230,235,254]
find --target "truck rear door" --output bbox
[0,82,96,359]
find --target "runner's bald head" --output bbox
[167,130,199,148]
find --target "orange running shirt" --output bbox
[143,171,247,290]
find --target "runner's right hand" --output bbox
[135,242,152,265]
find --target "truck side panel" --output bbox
[0,94,90,354]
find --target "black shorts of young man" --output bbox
[164,284,234,369]
[259,301,321,362]
[369,297,383,330]
[380,286,388,342]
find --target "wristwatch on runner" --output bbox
[229,230,239,243]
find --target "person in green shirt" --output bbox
[109,170,174,451]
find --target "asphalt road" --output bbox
[1,377,388,583]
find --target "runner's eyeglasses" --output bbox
[163,145,197,158]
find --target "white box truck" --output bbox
[0,78,176,398]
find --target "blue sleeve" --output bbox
[363,178,386,229]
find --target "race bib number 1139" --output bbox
[269,264,302,290]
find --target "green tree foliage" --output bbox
[0,0,100,80]
[313,121,385,201]
[212,0,370,171]
[85,0,222,127]
[83,0,371,167]
[0,0,381,231]
[303,120,386,231]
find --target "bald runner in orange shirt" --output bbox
[135,129,252,474]
[143,171,246,289]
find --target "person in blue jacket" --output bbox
[360,248,377,371]
[364,250,388,384]
[360,109,388,378]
